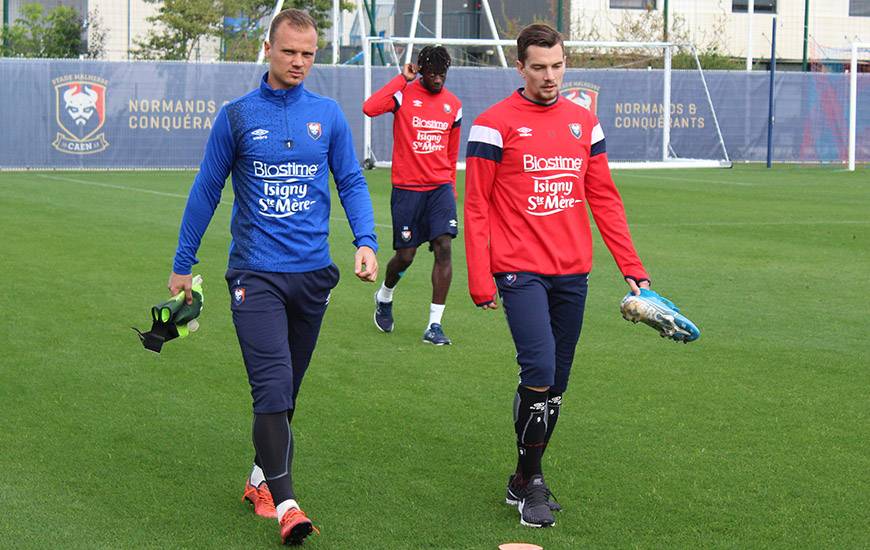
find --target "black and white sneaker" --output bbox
[506,473,561,512]
[518,475,556,528]
[373,292,394,333]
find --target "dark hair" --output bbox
[516,23,563,63]
[417,46,451,74]
[268,8,317,42]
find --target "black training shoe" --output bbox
[422,323,451,345]
[506,474,562,512]
[373,292,394,333]
[518,475,556,528]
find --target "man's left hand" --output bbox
[354,246,378,282]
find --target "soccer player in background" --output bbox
[168,9,378,545]
[363,46,462,345]
[464,24,652,528]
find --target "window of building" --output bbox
[850,0,870,16]
[732,0,777,13]
[610,0,657,10]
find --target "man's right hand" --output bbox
[402,63,418,82]
[168,272,193,304]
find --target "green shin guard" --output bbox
[134,275,204,353]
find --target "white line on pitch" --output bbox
[26,173,392,229]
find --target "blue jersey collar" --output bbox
[259,72,305,104]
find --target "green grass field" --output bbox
[1,165,868,549]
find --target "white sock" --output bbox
[428,303,445,327]
[275,499,300,522]
[249,464,265,487]
[377,283,394,303]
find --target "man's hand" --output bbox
[354,246,378,282]
[625,277,651,296]
[480,296,499,310]
[168,272,194,304]
[401,63,418,82]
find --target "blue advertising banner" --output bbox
[0,58,867,169]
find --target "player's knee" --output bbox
[432,237,452,263]
[395,248,416,266]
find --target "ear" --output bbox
[515,59,524,76]
[263,40,271,60]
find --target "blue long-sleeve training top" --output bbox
[173,73,377,275]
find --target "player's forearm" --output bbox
[585,153,648,280]
[464,157,498,304]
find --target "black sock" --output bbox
[513,386,549,482]
[542,391,562,457]
[253,410,295,474]
[252,411,295,504]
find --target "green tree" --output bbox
[1,3,95,58]
[134,0,351,61]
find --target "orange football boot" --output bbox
[242,481,277,519]
[279,507,319,545]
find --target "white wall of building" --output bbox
[570,0,870,61]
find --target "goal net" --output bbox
[361,37,731,170]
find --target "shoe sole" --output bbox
[283,521,313,545]
[422,338,451,345]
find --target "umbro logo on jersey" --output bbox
[251,128,269,140]
[517,127,533,137]
[569,123,582,139]
[413,99,423,107]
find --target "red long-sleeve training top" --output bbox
[464,90,649,306]
[363,74,462,192]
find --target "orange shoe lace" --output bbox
[255,485,276,515]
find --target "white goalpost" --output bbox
[849,42,870,171]
[361,36,731,170]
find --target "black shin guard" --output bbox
[542,392,562,456]
[252,411,296,504]
[513,386,549,481]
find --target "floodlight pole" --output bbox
[435,0,442,39]
[766,17,776,169]
[801,0,809,71]
[256,0,284,64]
[405,0,422,65]
[332,0,340,65]
[481,0,508,67]
[746,0,754,71]
[662,44,672,162]
[848,42,860,171]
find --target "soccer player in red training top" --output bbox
[363,46,462,345]
[465,24,652,528]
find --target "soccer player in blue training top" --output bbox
[363,46,462,345]
[168,9,378,545]
[465,24,651,528]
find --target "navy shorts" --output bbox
[391,184,458,250]
[495,272,589,394]
[226,265,340,414]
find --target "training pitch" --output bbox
[0,165,867,548]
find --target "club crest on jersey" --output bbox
[401,226,412,242]
[569,123,582,139]
[443,103,452,113]
[306,122,322,140]
[233,287,246,305]
[561,81,600,115]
